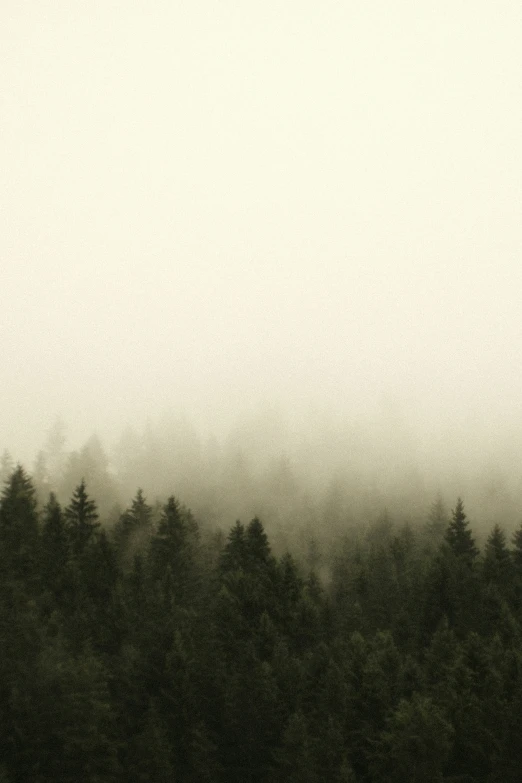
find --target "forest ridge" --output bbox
[2,463,522,782]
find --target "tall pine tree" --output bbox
[0,465,39,585]
[65,479,100,556]
[445,498,478,565]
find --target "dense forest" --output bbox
[3,448,522,783]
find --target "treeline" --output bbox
[6,411,521,552]
[2,465,522,781]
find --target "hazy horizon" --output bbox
[2,2,521,480]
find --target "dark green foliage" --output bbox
[276,710,318,783]
[371,693,453,783]
[445,498,478,564]
[25,641,121,781]
[64,479,100,556]
[148,495,200,605]
[483,524,512,589]
[113,488,152,568]
[0,464,40,585]
[4,464,522,783]
[219,520,246,574]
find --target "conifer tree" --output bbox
[149,496,199,604]
[445,498,478,564]
[114,488,152,566]
[483,524,511,587]
[276,710,318,783]
[371,693,454,783]
[246,516,272,569]
[219,520,246,575]
[65,479,100,556]
[0,464,39,584]
[149,495,185,572]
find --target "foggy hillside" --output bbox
[2,405,520,559]
[3,3,522,780]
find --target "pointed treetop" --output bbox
[483,523,511,584]
[64,479,100,554]
[485,524,509,562]
[444,498,478,563]
[220,520,246,573]
[246,517,272,566]
[0,464,38,522]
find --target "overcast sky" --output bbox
[1,1,521,461]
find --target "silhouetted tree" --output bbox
[114,488,152,567]
[0,464,39,585]
[445,498,478,564]
[65,479,100,556]
[483,524,511,588]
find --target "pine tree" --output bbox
[149,496,185,572]
[114,488,152,567]
[0,464,39,584]
[445,498,478,564]
[149,496,199,604]
[371,693,454,783]
[65,479,100,556]
[219,520,246,575]
[483,524,511,587]
[276,710,318,783]
[246,517,273,570]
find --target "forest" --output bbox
[2,431,522,783]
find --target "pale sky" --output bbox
[1,1,521,461]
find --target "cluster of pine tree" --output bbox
[2,464,522,782]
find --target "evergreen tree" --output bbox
[114,488,152,567]
[149,496,199,604]
[65,479,100,556]
[276,710,318,783]
[26,641,121,781]
[445,498,478,564]
[483,524,511,587]
[0,464,39,585]
[124,702,175,783]
[219,520,247,575]
[81,531,122,655]
[246,516,273,570]
[149,495,185,571]
[371,693,454,783]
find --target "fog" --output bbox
[1,2,522,528]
